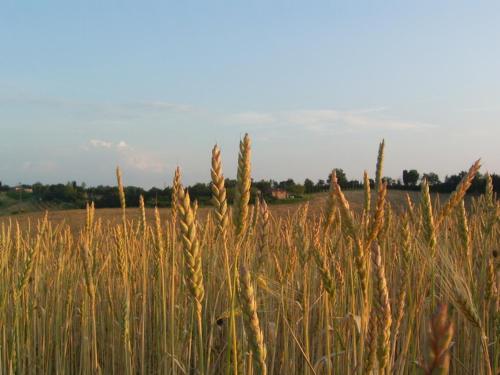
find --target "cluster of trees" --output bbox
[0,173,354,209]
[0,182,12,192]
[0,168,498,209]
[386,169,499,194]
[305,169,365,193]
[307,168,500,195]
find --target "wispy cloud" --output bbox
[348,106,390,114]
[225,108,435,132]
[458,106,499,113]
[124,152,166,173]
[228,112,277,126]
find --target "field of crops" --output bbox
[0,135,498,375]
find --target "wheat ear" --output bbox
[367,181,387,246]
[312,227,335,296]
[424,304,454,375]
[233,133,252,238]
[363,170,371,218]
[375,139,385,191]
[332,172,368,304]
[116,166,127,226]
[456,200,471,273]
[256,197,270,273]
[371,241,392,374]
[364,308,378,374]
[325,170,337,230]
[178,186,206,373]
[239,266,267,375]
[171,166,182,224]
[484,173,494,206]
[139,195,146,236]
[211,144,229,241]
[178,187,204,310]
[421,179,437,255]
[435,159,481,228]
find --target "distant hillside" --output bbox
[0,191,75,216]
[0,190,454,233]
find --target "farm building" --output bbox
[15,186,33,193]
[271,188,290,200]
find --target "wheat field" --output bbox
[0,135,498,375]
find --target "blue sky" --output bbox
[1,1,499,187]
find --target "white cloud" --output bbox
[89,139,113,148]
[88,139,130,150]
[116,140,129,150]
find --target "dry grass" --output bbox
[0,190,446,231]
[0,135,497,375]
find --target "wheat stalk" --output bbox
[80,241,101,374]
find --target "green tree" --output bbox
[402,169,419,186]
[422,172,440,185]
[383,176,395,186]
[304,178,315,193]
[316,179,327,191]
[328,169,348,187]
[278,179,296,191]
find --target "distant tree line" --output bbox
[0,168,498,209]
[0,179,303,209]
[385,169,500,195]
